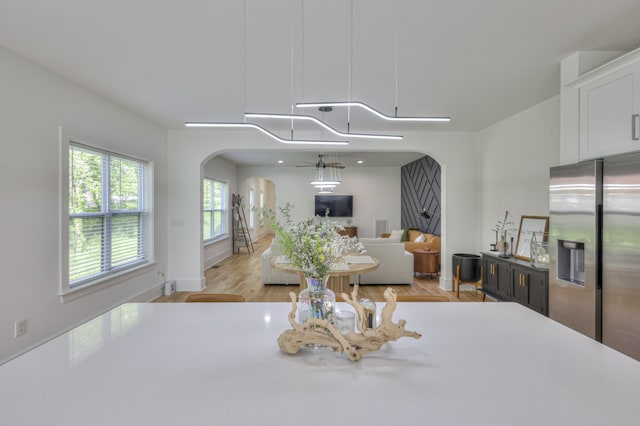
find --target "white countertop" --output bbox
[1,302,640,425]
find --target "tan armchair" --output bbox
[402,230,441,253]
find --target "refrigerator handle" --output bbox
[633,114,640,141]
[597,203,603,291]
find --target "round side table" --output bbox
[413,249,440,278]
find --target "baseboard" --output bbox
[439,275,452,291]
[204,250,231,270]
[176,277,206,292]
[128,283,165,302]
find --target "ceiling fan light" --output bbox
[310,180,340,186]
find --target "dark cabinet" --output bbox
[481,253,548,316]
[527,269,548,316]
[483,258,499,295]
[496,261,513,299]
[483,256,512,299]
[512,265,530,306]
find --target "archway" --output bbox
[167,129,478,294]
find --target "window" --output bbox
[248,188,255,229]
[68,143,150,287]
[203,178,228,242]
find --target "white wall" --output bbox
[167,129,478,293]
[476,96,561,253]
[0,34,566,364]
[202,156,238,270]
[0,46,167,363]
[237,165,401,238]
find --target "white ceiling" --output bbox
[2,0,640,165]
[220,150,426,168]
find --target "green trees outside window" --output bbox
[203,178,227,241]
[69,144,149,285]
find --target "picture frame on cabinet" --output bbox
[514,215,549,261]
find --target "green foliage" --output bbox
[110,157,140,210]
[68,145,145,283]
[258,203,364,279]
[69,147,102,213]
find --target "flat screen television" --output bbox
[314,195,353,217]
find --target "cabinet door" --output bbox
[579,62,640,160]
[528,269,548,316]
[496,261,512,299]
[483,259,498,296]
[512,267,529,306]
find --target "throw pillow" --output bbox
[414,233,426,243]
[389,229,403,242]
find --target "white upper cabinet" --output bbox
[575,54,640,160]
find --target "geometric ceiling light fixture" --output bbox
[244,112,403,140]
[184,122,349,146]
[295,101,451,122]
[296,0,451,124]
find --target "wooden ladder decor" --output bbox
[232,194,254,254]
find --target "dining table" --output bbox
[1,301,640,425]
[271,255,379,293]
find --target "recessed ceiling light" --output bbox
[277,160,284,164]
[357,160,364,164]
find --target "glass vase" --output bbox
[298,276,336,326]
[497,232,509,257]
[530,231,550,269]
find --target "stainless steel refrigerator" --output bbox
[549,152,640,361]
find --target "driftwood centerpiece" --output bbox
[278,287,421,361]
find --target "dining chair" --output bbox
[396,294,450,302]
[184,293,245,303]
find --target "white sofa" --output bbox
[261,244,301,285]
[351,238,414,285]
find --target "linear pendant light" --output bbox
[245,113,402,140]
[296,101,451,122]
[184,122,348,145]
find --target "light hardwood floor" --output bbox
[153,235,487,303]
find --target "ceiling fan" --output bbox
[296,154,345,169]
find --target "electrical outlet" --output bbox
[15,319,27,337]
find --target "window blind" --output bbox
[69,143,150,286]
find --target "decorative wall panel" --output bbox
[401,156,441,235]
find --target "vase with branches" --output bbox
[258,203,364,326]
[493,210,515,257]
